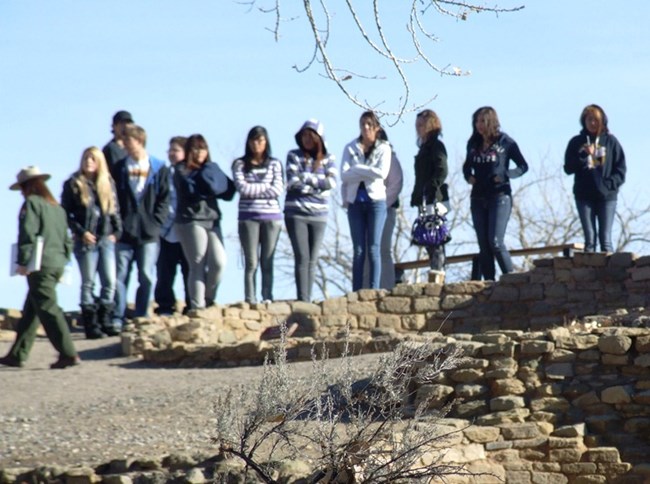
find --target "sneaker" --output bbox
[0,355,23,368]
[50,355,81,370]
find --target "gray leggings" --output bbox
[176,222,226,309]
[238,220,282,304]
[285,215,327,302]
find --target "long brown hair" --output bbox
[416,109,442,146]
[468,106,501,149]
[299,128,326,170]
[357,111,381,140]
[184,134,211,171]
[74,147,117,214]
[22,178,58,206]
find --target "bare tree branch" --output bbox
[243,0,524,123]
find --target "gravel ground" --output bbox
[0,330,379,471]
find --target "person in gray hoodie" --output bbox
[284,120,337,302]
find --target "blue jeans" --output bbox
[114,240,159,325]
[362,206,398,289]
[347,199,387,291]
[74,236,117,307]
[576,199,616,252]
[471,194,513,281]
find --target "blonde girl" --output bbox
[61,147,122,338]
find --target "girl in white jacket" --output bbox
[340,111,391,290]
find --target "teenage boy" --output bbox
[102,110,134,169]
[110,124,169,329]
[154,136,190,315]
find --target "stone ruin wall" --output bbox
[5,252,650,482]
[112,251,650,482]
[125,251,650,361]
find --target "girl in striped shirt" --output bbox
[232,126,284,304]
[284,120,337,302]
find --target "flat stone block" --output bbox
[521,340,554,355]
[463,425,500,443]
[347,301,376,315]
[490,395,525,411]
[584,447,621,463]
[378,296,411,313]
[560,462,597,475]
[441,294,474,310]
[545,362,574,379]
[412,296,441,312]
[500,422,541,440]
[489,285,519,302]
[548,448,583,463]
[598,334,632,355]
[600,385,634,404]
[391,283,425,296]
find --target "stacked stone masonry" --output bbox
[6,252,650,482]
[109,252,650,481]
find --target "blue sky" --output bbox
[0,1,648,310]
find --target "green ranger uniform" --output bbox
[8,195,77,363]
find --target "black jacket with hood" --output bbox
[174,160,235,229]
[462,132,528,199]
[564,129,626,202]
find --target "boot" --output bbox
[81,305,104,340]
[50,355,81,369]
[97,303,119,337]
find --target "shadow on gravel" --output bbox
[115,359,184,369]
[77,344,190,370]
[77,342,123,361]
[114,359,239,370]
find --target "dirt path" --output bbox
[0,330,381,471]
[0,331,269,469]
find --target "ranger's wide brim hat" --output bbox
[10,166,51,190]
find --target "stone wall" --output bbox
[123,251,650,363]
[112,251,650,481]
[6,252,650,481]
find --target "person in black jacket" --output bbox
[410,109,448,272]
[61,147,122,338]
[564,104,626,252]
[463,106,528,281]
[110,125,170,329]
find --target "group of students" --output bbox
[0,103,626,369]
[340,104,626,287]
